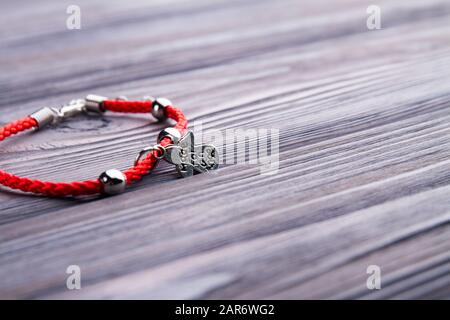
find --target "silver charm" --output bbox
[164,131,219,177]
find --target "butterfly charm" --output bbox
[164,131,219,177]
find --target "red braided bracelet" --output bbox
[0,95,218,197]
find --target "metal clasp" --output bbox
[30,100,86,130]
[57,99,87,119]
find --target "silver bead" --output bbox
[157,127,182,144]
[151,97,172,121]
[99,169,127,195]
[58,99,86,118]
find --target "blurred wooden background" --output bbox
[1,0,450,299]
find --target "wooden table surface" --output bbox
[1,0,450,299]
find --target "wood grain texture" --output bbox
[1,0,450,299]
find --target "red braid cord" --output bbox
[0,100,188,197]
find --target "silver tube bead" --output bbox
[29,107,59,130]
[85,94,107,114]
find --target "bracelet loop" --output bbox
[135,145,166,166]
